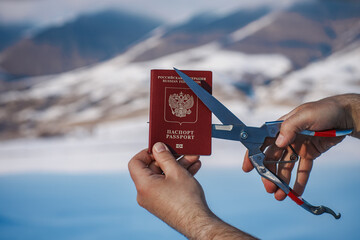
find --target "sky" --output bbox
[0,0,302,27]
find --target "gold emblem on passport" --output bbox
[169,92,194,118]
[164,87,198,125]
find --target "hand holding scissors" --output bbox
[175,68,353,219]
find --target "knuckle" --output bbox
[136,182,147,196]
[298,102,314,112]
[128,158,134,170]
[298,102,310,110]
[282,118,298,131]
[280,120,293,133]
[136,186,151,208]
[135,179,150,197]
[136,195,146,208]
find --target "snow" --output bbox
[147,42,292,79]
[0,37,293,137]
[0,117,146,175]
[259,45,360,105]
[0,41,292,104]
[0,105,358,175]
[229,12,279,42]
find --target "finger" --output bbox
[152,142,183,176]
[264,144,283,173]
[262,144,285,193]
[188,160,202,176]
[293,158,313,196]
[274,187,288,201]
[261,137,275,151]
[148,160,163,174]
[261,177,278,194]
[177,155,200,170]
[243,136,276,173]
[274,148,296,201]
[128,149,154,184]
[276,107,314,148]
[242,150,254,172]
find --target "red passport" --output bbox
[149,69,212,155]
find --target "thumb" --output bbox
[152,142,182,175]
[275,131,294,148]
[276,112,309,148]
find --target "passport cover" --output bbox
[149,69,212,155]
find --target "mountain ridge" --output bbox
[0,10,161,77]
[133,0,360,68]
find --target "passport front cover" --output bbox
[149,69,212,155]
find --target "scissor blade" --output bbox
[174,68,245,126]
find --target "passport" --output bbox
[149,69,212,155]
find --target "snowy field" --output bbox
[0,112,359,240]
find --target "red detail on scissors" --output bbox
[314,130,336,137]
[288,190,304,205]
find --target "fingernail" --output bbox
[275,134,285,147]
[154,142,168,153]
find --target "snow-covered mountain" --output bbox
[258,44,360,106]
[135,0,360,68]
[0,39,291,139]
[1,0,360,140]
[0,10,161,77]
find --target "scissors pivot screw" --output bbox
[290,154,297,161]
[240,131,248,140]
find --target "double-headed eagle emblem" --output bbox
[169,92,194,118]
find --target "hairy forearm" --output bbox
[176,208,257,240]
[191,214,257,240]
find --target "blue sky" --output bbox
[0,0,301,27]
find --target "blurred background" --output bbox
[0,0,359,239]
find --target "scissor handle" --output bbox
[266,121,353,137]
[300,129,353,137]
[287,188,341,219]
[249,152,341,219]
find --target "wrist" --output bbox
[336,94,360,138]
[172,204,216,239]
[180,208,256,240]
[186,210,225,240]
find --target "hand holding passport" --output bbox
[149,69,212,155]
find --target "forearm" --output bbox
[176,208,257,240]
[192,214,258,240]
[131,146,256,240]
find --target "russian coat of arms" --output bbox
[168,92,194,118]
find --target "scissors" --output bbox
[174,68,353,219]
